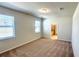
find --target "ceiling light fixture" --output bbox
[38,8,50,13]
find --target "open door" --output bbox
[51,24,58,40]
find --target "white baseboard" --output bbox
[0,37,41,54]
[44,37,71,42]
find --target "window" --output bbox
[35,20,40,33]
[0,14,15,40]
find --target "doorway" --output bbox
[51,24,58,40]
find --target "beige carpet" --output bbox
[0,39,73,57]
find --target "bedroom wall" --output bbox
[43,16,72,42]
[0,7,41,53]
[72,3,79,57]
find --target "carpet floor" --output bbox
[0,38,73,57]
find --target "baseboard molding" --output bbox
[58,39,71,42]
[44,37,71,42]
[0,37,41,54]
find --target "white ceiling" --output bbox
[0,2,78,18]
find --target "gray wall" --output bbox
[72,3,79,57]
[43,19,51,38]
[43,16,72,42]
[0,7,41,53]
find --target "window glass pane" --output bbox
[0,27,14,39]
[0,14,15,40]
[35,20,40,33]
[35,27,40,33]
[0,14,14,26]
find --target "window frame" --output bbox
[0,14,16,40]
[35,20,41,33]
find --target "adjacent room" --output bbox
[0,2,79,57]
